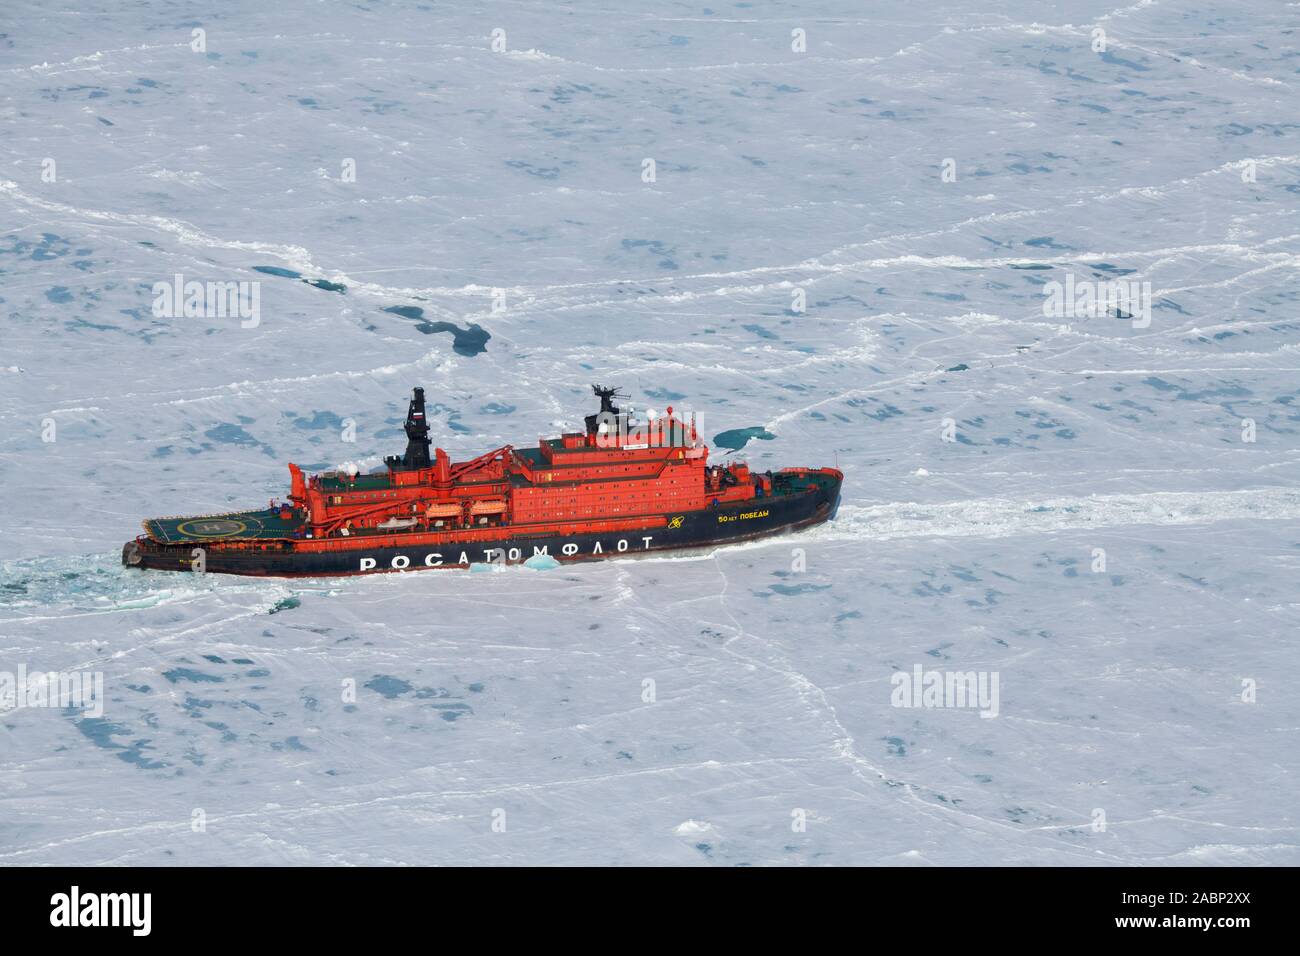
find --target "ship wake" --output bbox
[816,487,1300,546]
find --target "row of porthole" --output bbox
[517,502,691,515]
[520,490,695,501]
[526,486,687,499]
[531,493,686,502]
[524,479,680,492]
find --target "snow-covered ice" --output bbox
[1,0,1298,865]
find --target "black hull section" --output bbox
[125,477,840,577]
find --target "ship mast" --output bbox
[585,383,628,440]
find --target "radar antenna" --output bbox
[586,384,629,437]
[591,383,627,415]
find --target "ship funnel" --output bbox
[385,386,433,471]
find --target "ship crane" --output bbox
[448,444,514,482]
[313,444,516,536]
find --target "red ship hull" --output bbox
[124,386,842,577]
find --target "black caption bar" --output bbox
[0,866,1285,943]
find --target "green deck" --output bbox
[317,472,393,492]
[514,447,545,468]
[144,509,304,544]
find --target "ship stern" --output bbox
[122,536,202,573]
